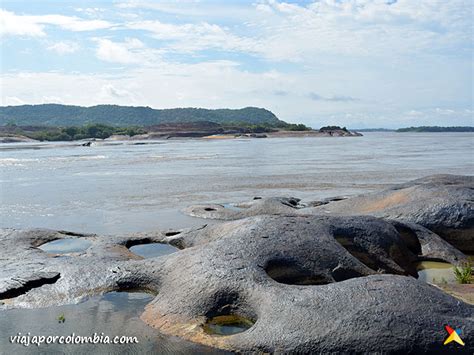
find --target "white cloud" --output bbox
[250,0,471,61]
[33,14,112,32]
[3,96,27,105]
[124,20,257,53]
[2,61,473,128]
[309,93,359,102]
[1,1,472,128]
[435,108,456,115]
[116,0,471,63]
[398,107,474,126]
[47,41,80,55]
[0,9,112,37]
[98,84,136,102]
[74,7,105,17]
[0,9,46,37]
[41,95,63,103]
[115,0,257,21]
[94,37,159,65]
[0,62,290,110]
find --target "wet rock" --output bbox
[307,174,474,253]
[184,175,473,253]
[1,214,472,353]
[183,197,304,220]
[0,271,60,300]
[0,228,167,308]
[387,220,468,264]
[135,215,473,353]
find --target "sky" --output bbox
[0,0,473,128]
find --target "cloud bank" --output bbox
[1,0,472,128]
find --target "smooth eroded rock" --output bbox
[1,213,472,353]
[307,175,474,253]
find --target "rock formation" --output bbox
[306,174,474,253]
[1,214,472,353]
[184,175,474,253]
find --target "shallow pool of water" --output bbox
[203,315,254,336]
[221,203,246,212]
[39,239,92,254]
[129,243,179,259]
[416,261,455,284]
[0,291,225,354]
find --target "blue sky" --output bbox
[1,0,472,128]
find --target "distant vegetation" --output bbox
[1,120,312,141]
[353,128,394,132]
[319,126,348,132]
[396,126,474,132]
[3,123,146,141]
[284,123,312,131]
[0,104,285,127]
[219,121,310,133]
[453,262,472,284]
[0,104,314,141]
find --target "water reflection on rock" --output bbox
[416,261,455,284]
[0,291,225,354]
[39,239,92,254]
[129,243,179,259]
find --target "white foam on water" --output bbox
[48,155,107,162]
[0,158,39,166]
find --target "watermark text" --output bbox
[9,332,139,347]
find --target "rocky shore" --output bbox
[0,124,362,143]
[0,135,38,143]
[1,174,473,353]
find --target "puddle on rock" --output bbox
[416,261,455,284]
[222,203,246,212]
[203,315,255,336]
[39,239,92,254]
[129,243,179,259]
[0,291,226,354]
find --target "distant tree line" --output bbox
[4,123,146,141]
[319,126,348,132]
[396,126,474,132]
[222,121,311,132]
[2,120,313,141]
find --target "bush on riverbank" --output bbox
[319,126,348,132]
[17,123,146,141]
[453,262,472,284]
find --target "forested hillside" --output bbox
[0,104,284,127]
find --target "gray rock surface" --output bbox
[2,214,472,353]
[138,215,473,353]
[387,219,468,264]
[0,228,163,308]
[183,175,473,253]
[183,196,304,220]
[1,175,473,353]
[307,174,474,253]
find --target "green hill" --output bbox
[0,104,284,127]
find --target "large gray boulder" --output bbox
[183,175,473,253]
[1,215,472,353]
[306,174,474,253]
[0,228,163,307]
[137,215,473,353]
